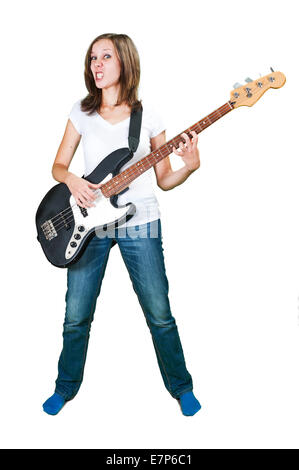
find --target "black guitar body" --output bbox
[36,147,135,268]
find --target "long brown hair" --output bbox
[81,33,142,115]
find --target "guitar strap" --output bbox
[128,104,143,152]
[110,104,143,247]
[110,104,143,205]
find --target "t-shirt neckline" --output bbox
[96,112,130,127]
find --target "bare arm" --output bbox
[52,119,102,208]
[152,131,200,191]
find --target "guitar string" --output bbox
[93,106,235,200]
[49,188,101,224]
[46,80,269,234]
[50,192,103,233]
[103,79,273,198]
[47,102,232,231]
[48,102,232,227]
[49,98,239,235]
[48,115,195,229]
[48,103,233,234]
[98,103,233,198]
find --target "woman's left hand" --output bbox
[173,131,200,172]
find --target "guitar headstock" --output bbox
[230,71,286,108]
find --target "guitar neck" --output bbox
[101,101,234,198]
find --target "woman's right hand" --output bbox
[65,173,103,209]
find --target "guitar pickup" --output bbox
[60,213,71,229]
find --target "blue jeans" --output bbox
[55,219,193,400]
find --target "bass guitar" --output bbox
[36,70,286,268]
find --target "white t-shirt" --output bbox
[68,99,166,227]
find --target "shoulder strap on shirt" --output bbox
[128,105,143,153]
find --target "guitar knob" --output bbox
[70,241,77,248]
[74,234,81,240]
[78,226,85,232]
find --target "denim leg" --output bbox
[116,219,193,399]
[55,235,113,400]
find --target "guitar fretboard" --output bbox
[101,101,234,198]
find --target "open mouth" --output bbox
[96,72,104,80]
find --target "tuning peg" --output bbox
[233,82,242,89]
[270,67,275,72]
[245,77,253,83]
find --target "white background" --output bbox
[0,0,298,449]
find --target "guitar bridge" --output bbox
[41,219,57,241]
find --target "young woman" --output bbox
[43,33,201,416]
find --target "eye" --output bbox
[90,54,111,61]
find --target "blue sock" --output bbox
[179,391,201,416]
[43,393,65,415]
